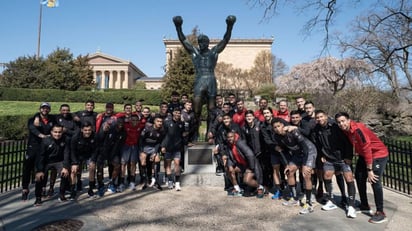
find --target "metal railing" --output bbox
[1,138,412,195]
[0,140,26,193]
[382,138,412,195]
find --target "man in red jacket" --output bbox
[335,112,389,224]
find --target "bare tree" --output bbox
[249,0,411,99]
[249,50,274,85]
[247,0,353,51]
[339,0,412,97]
[215,63,248,93]
[275,56,370,94]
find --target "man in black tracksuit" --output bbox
[139,115,165,189]
[92,117,125,197]
[225,131,263,196]
[34,124,70,206]
[74,100,97,131]
[242,110,266,196]
[22,102,56,201]
[311,110,356,217]
[213,113,244,191]
[69,121,97,200]
[161,108,186,191]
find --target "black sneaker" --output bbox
[358,204,373,215]
[21,190,29,201]
[369,211,387,224]
[87,189,95,197]
[33,197,42,206]
[58,194,67,202]
[154,182,163,191]
[47,189,54,198]
[69,191,77,201]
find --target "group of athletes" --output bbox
[20,91,389,224]
[208,94,388,224]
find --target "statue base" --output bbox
[184,142,216,174]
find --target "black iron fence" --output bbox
[382,138,412,195]
[1,138,412,195]
[0,140,26,193]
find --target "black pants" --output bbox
[22,155,36,190]
[355,156,388,212]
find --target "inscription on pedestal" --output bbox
[188,148,213,165]
[184,142,216,173]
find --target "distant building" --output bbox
[137,77,163,90]
[87,38,274,90]
[88,52,146,89]
[163,38,274,72]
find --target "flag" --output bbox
[41,0,59,8]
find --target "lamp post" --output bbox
[36,2,43,59]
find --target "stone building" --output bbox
[88,52,147,89]
[163,38,274,71]
[87,38,274,90]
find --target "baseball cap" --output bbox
[105,102,114,108]
[171,91,179,96]
[40,102,51,108]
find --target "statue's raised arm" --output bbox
[173,16,196,54]
[215,15,236,53]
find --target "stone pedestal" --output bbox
[184,142,216,174]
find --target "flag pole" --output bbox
[37,1,43,59]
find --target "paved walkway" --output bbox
[0,173,410,231]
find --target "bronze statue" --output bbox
[173,15,236,138]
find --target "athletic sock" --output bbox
[347,181,356,207]
[305,189,312,205]
[311,173,317,194]
[89,181,95,190]
[336,174,346,198]
[290,185,297,199]
[324,179,333,200]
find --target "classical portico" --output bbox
[88,52,147,89]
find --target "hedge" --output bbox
[0,88,163,105]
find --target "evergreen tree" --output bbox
[162,28,198,100]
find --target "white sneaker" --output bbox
[168,181,174,189]
[299,203,314,214]
[149,177,156,187]
[117,184,125,193]
[322,200,338,211]
[282,198,299,206]
[175,182,181,191]
[129,182,136,191]
[347,206,357,218]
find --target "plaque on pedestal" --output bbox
[184,142,216,174]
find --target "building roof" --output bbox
[88,51,147,77]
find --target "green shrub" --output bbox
[0,115,29,140]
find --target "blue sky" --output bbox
[0,0,367,77]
